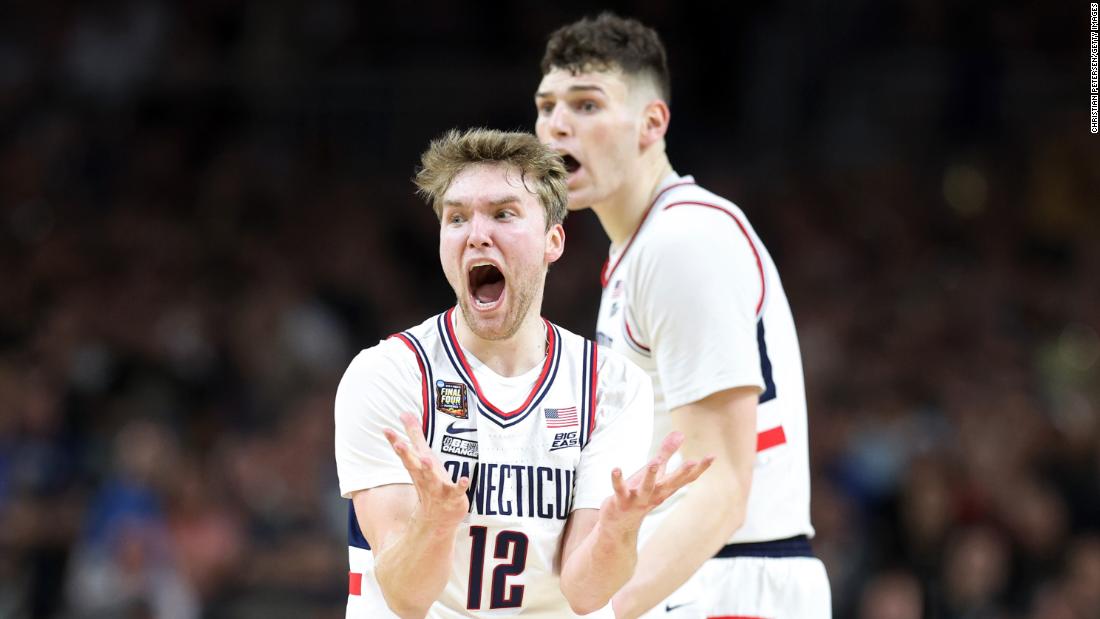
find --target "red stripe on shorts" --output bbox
[756,426,787,452]
[349,572,362,596]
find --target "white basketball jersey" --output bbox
[596,173,814,544]
[336,308,651,618]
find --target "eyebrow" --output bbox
[535,84,607,98]
[442,195,523,208]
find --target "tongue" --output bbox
[475,280,505,304]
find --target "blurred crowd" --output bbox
[0,1,1095,618]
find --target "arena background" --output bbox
[1,1,1097,618]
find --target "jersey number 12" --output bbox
[467,526,528,609]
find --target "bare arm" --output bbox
[352,413,471,619]
[611,387,758,619]
[560,433,714,615]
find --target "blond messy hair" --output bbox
[414,128,568,229]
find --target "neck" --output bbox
[453,300,548,377]
[592,152,674,246]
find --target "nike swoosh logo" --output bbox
[446,422,477,435]
[665,602,693,612]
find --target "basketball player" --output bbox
[533,13,832,619]
[334,128,713,619]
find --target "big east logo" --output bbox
[550,431,578,452]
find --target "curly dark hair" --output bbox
[541,12,670,102]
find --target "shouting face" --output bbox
[439,163,564,341]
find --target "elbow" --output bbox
[698,491,746,542]
[571,603,604,616]
[561,582,613,616]
[566,595,609,617]
[375,556,438,619]
[381,598,429,619]
[697,470,751,540]
[720,479,752,538]
[378,585,429,619]
[720,504,747,539]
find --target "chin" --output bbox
[566,183,607,211]
[459,304,516,341]
[565,190,596,211]
[469,325,509,341]
[469,320,518,342]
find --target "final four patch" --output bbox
[436,380,468,418]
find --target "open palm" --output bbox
[600,432,714,532]
[383,412,471,527]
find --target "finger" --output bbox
[651,431,685,470]
[417,455,457,485]
[700,454,716,470]
[387,437,425,475]
[668,464,703,491]
[399,412,429,448]
[456,477,471,491]
[625,448,676,487]
[385,420,418,459]
[651,463,695,496]
[610,468,628,498]
[442,475,471,498]
[408,454,453,494]
[640,461,659,496]
[695,455,716,478]
[624,451,664,486]
[659,456,715,494]
[399,413,444,473]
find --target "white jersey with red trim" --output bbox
[335,308,652,619]
[595,173,814,544]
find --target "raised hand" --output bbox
[599,432,714,533]
[383,412,471,528]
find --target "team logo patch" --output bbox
[550,431,578,452]
[544,406,578,429]
[436,380,468,418]
[440,435,478,458]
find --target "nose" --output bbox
[546,104,572,139]
[467,211,492,248]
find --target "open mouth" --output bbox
[468,263,505,307]
[560,154,582,174]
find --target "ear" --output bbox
[639,99,670,149]
[545,223,565,265]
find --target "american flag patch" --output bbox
[543,406,578,428]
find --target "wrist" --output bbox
[598,513,644,541]
[410,507,464,534]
